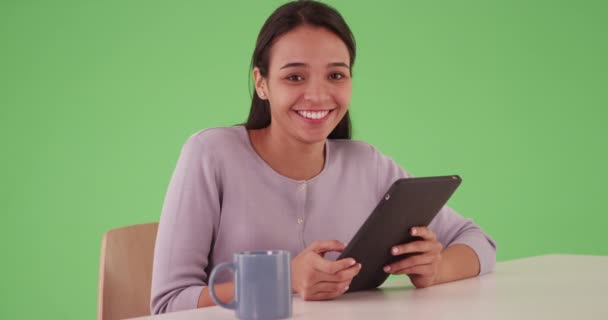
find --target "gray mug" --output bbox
[209,250,292,320]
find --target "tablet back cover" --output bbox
[340,175,461,292]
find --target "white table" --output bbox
[134,255,608,319]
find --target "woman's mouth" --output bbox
[294,109,334,123]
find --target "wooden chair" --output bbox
[98,222,159,320]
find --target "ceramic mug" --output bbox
[209,250,292,320]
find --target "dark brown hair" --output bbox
[244,0,356,139]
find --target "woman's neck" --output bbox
[248,126,326,181]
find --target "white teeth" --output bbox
[297,110,330,120]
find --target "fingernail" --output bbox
[411,228,417,235]
[350,259,356,266]
[344,286,349,292]
[392,247,399,255]
[357,263,362,269]
[384,266,391,272]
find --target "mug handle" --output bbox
[208,262,237,310]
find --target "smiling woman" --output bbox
[250,25,352,146]
[150,0,496,315]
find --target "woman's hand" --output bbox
[383,227,443,288]
[292,240,362,301]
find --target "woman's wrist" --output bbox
[436,244,480,285]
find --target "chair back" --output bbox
[98,222,158,320]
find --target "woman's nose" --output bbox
[303,80,331,105]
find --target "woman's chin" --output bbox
[294,127,334,144]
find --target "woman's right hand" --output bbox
[291,240,362,301]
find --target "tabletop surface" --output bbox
[133,254,608,320]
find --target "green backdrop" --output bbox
[1,0,606,319]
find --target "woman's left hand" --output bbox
[383,226,443,288]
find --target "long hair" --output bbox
[244,0,356,139]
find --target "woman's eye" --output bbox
[329,73,345,80]
[287,75,304,81]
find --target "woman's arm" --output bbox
[151,132,222,314]
[429,206,497,276]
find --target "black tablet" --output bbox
[338,175,462,293]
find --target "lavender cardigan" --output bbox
[151,126,496,314]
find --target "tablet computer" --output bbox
[338,175,462,293]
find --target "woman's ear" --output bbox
[253,67,268,100]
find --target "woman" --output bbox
[151,0,496,314]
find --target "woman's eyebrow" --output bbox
[327,62,349,69]
[280,62,307,69]
[279,62,350,69]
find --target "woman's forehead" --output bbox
[268,25,350,69]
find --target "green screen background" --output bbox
[1,0,606,319]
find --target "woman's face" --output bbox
[254,25,352,145]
